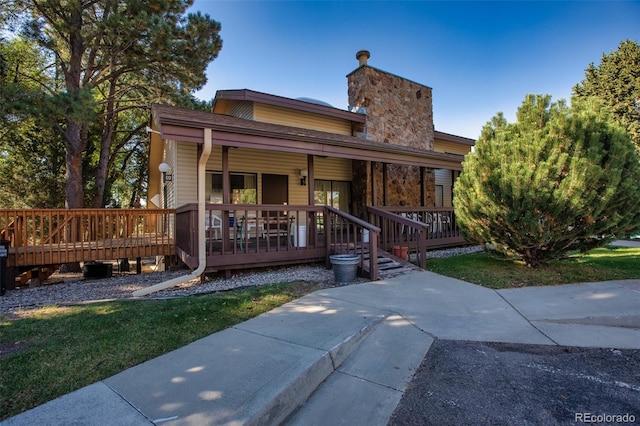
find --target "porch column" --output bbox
[382,162,388,206]
[222,146,230,204]
[306,154,315,205]
[371,161,378,207]
[222,146,231,246]
[307,155,316,245]
[420,166,426,207]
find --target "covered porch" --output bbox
[151,105,469,280]
[176,203,463,280]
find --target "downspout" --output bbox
[133,128,212,297]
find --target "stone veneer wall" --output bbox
[348,64,436,210]
[348,66,434,150]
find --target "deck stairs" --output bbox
[361,247,422,280]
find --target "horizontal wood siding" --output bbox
[169,147,354,207]
[434,169,453,207]
[314,157,352,181]
[254,103,353,135]
[433,140,472,156]
[206,146,307,204]
[176,142,198,207]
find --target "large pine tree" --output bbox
[573,39,640,153]
[2,0,222,208]
[454,94,640,267]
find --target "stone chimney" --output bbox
[347,50,436,209]
[347,51,434,150]
[356,50,370,67]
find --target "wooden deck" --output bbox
[176,204,466,278]
[0,205,468,292]
[0,209,175,269]
[175,204,381,279]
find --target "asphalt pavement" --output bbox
[2,243,639,426]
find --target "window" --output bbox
[208,172,257,204]
[314,180,351,212]
[435,185,443,207]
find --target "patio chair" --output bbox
[206,213,223,240]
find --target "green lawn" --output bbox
[0,281,322,421]
[427,246,640,289]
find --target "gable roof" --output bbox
[152,104,467,171]
[213,89,366,123]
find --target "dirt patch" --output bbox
[0,340,30,360]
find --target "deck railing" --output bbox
[368,206,466,268]
[0,209,175,267]
[175,204,381,279]
[326,206,380,279]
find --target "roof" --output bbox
[434,130,475,146]
[151,104,466,171]
[213,89,366,124]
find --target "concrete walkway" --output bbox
[3,245,640,425]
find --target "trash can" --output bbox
[294,225,307,247]
[329,254,360,283]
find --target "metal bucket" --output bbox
[329,254,360,283]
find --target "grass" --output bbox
[0,281,322,421]
[427,246,640,289]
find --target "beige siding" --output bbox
[314,157,352,181]
[433,140,472,156]
[434,169,453,207]
[175,142,198,207]
[254,103,352,135]
[160,139,177,209]
[170,146,352,206]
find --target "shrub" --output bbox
[454,94,640,267]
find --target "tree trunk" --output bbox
[91,74,118,207]
[64,120,85,208]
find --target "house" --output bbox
[147,50,474,279]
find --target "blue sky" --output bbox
[190,1,640,139]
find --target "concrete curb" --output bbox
[249,315,386,425]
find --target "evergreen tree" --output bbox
[573,39,640,152]
[0,38,66,208]
[2,0,222,208]
[454,94,640,267]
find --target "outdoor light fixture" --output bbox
[145,126,161,135]
[299,169,308,186]
[158,162,172,182]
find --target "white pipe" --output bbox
[133,128,212,297]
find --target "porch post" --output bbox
[222,146,231,247]
[307,155,316,245]
[371,161,378,207]
[420,166,426,207]
[222,146,230,204]
[382,162,388,206]
[307,154,315,204]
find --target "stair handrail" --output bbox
[367,206,429,269]
[325,206,380,280]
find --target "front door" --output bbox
[262,174,288,216]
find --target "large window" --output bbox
[314,180,351,212]
[208,172,257,204]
